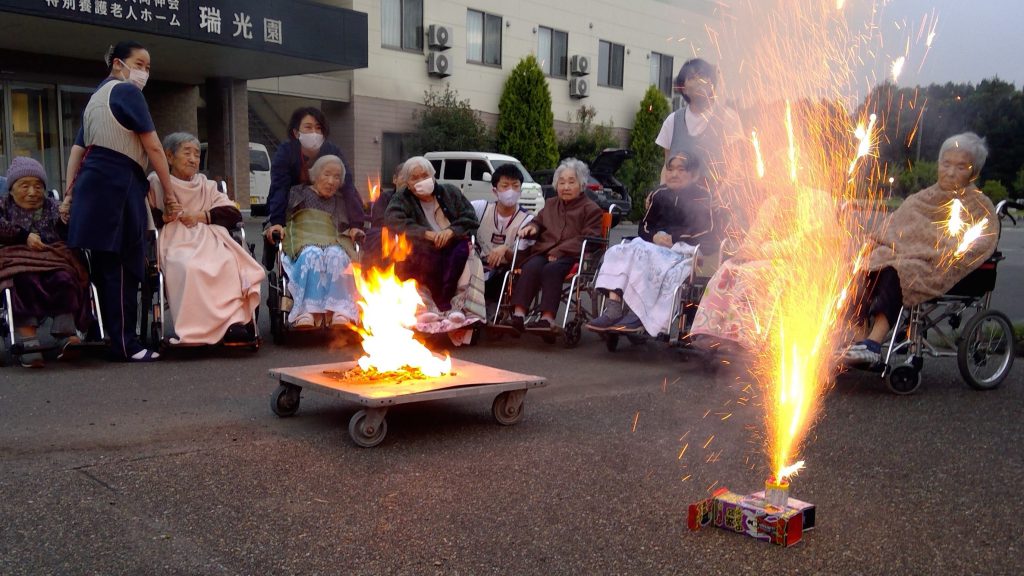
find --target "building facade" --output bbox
[1,0,717,206]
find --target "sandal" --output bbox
[124,348,161,363]
[19,338,45,368]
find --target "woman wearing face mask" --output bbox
[470,162,534,306]
[62,40,175,362]
[385,156,480,321]
[263,107,365,268]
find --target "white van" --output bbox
[199,142,272,214]
[424,151,544,214]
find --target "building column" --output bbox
[205,78,250,208]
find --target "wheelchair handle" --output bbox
[996,199,1022,226]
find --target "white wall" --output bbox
[352,0,717,129]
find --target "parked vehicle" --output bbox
[200,142,272,215]
[424,151,544,214]
[533,148,633,226]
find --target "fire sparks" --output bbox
[946,199,966,235]
[751,130,766,179]
[955,219,989,257]
[890,56,905,83]
[941,199,990,262]
[848,113,878,175]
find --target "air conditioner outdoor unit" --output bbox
[569,77,589,98]
[427,51,451,77]
[427,25,452,50]
[570,55,590,76]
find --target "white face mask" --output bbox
[118,60,149,90]
[297,132,325,151]
[413,178,435,198]
[496,188,521,208]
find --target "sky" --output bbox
[876,0,1024,88]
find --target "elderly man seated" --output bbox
[147,132,266,344]
[0,157,91,367]
[843,132,998,366]
[587,152,718,335]
[385,156,484,327]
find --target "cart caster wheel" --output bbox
[605,333,620,352]
[348,409,388,447]
[887,365,921,395]
[492,390,525,426]
[270,384,301,417]
[563,320,582,348]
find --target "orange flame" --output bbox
[379,226,412,263]
[368,175,381,203]
[353,264,451,377]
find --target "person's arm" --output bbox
[384,192,431,240]
[552,204,604,260]
[0,206,30,245]
[138,131,176,208]
[64,141,85,198]
[266,143,293,229]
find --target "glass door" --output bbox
[9,83,60,189]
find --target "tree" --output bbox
[496,55,559,172]
[896,161,936,196]
[405,85,490,157]
[618,86,671,220]
[557,106,619,164]
[1014,166,1024,196]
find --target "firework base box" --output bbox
[267,358,547,448]
[687,487,816,547]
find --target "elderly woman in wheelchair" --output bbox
[0,157,91,367]
[842,132,998,369]
[587,152,718,337]
[147,132,265,346]
[268,154,365,332]
[384,157,485,332]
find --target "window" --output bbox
[650,52,675,96]
[598,40,625,89]
[442,159,467,180]
[467,9,502,66]
[470,160,490,181]
[382,0,423,52]
[538,27,568,78]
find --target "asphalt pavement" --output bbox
[1,219,1022,575]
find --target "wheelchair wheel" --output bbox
[957,310,1015,390]
[563,320,582,348]
[887,365,922,395]
[605,333,620,352]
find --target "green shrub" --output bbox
[496,56,559,172]
[405,85,491,156]
[619,86,671,220]
[981,180,1009,203]
[557,106,619,164]
[896,161,937,195]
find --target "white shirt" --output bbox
[655,104,744,150]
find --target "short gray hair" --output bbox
[399,156,436,184]
[938,132,988,178]
[309,154,345,182]
[552,158,590,188]
[162,132,200,156]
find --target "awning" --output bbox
[0,0,367,84]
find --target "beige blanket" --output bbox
[149,173,266,344]
[868,184,997,307]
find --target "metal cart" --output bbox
[268,358,547,447]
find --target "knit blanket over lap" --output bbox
[0,242,89,292]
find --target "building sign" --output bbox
[0,0,367,67]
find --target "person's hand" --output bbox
[179,211,203,228]
[434,228,455,248]
[518,224,538,238]
[265,224,285,242]
[486,245,508,268]
[58,197,72,224]
[345,228,366,242]
[547,253,558,262]
[653,231,673,248]
[163,200,182,222]
[26,233,45,251]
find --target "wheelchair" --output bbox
[601,238,733,353]
[489,206,617,348]
[140,181,261,351]
[875,199,1022,395]
[265,231,361,345]
[1,190,108,365]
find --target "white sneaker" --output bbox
[447,310,467,324]
[843,342,881,366]
[293,313,315,328]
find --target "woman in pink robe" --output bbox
[147,132,265,345]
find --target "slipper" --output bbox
[57,335,82,361]
[126,348,161,363]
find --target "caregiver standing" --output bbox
[62,40,176,362]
